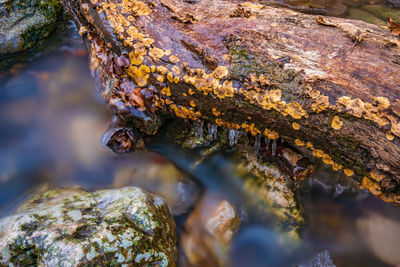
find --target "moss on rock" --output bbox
[0,0,64,55]
[0,187,178,266]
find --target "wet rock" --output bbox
[0,0,63,56]
[298,250,336,267]
[0,187,178,266]
[346,8,386,25]
[234,148,307,235]
[273,146,315,182]
[181,193,240,266]
[113,152,201,215]
[357,213,400,266]
[302,162,367,200]
[361,4,400,22]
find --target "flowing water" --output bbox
[1,1,400,266]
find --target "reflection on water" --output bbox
[1,4,400,266]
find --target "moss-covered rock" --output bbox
[0,0,63,56]
[0,186,178,266]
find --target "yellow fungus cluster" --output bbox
[127,65,150,87]
[170,104,202,120]
[391,123,400,137]
[172,66,181,75]
[263,128,279,140]
[213,118,279,140]
[212,108,221,116]
[370,171,384,182]
[343,169,354,177]
[294,138,345,172]
[169,55,180,64]
[149,47,164,59]
[331,116,343,130]
[161,87,171,97]
[243,88,308,120]
[182,69,235,99]
[386,131,395,141]
[78,26,88,36]
[213,66,229,79]
[362,176,382,196]
[362,173,400,204]
[214,81,235,98]
[311,95,329,113]
[215,118,241,130]
[304,85,399,140]
[242,123,262,136]
[295,139,305,146]
[292,135,399,204]
[292,122,300,130]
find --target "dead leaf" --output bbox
[387,18,400,36]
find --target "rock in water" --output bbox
[112,153,201,216]
[299,250,336,267]
[0,187,178,266]
[0,0,63,56]
[181,193,240,266]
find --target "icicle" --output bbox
[195,120,203,137]
[264,137,270,149]
[254,135,261,153]
[271,139,277,156]
[208,123,218,141]
[212,125,218,140]
[229,129,237,147]
[208,123,213,140]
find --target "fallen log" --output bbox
[61,0,400,204]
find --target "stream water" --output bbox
[0,1,400,266]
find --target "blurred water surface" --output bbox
[1,1,400,265]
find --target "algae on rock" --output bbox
[0,0,63,56]
[0,186,178,266]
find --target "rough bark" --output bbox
[61,0,400,204]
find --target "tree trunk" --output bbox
[61,0,400,204]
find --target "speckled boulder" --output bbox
[0,0,63,55]
[0,187,178,266]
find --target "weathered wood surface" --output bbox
[62,0,400,203]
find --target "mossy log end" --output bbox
[62,0,400,203]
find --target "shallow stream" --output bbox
[1,1,400,266]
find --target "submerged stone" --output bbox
[233,148,307,235]
[0,186,177,266]
[112,152,201,216]
[0,0,63,56]
[298,250,336,267]
[181,193,240,267]
[357,213,400,266]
